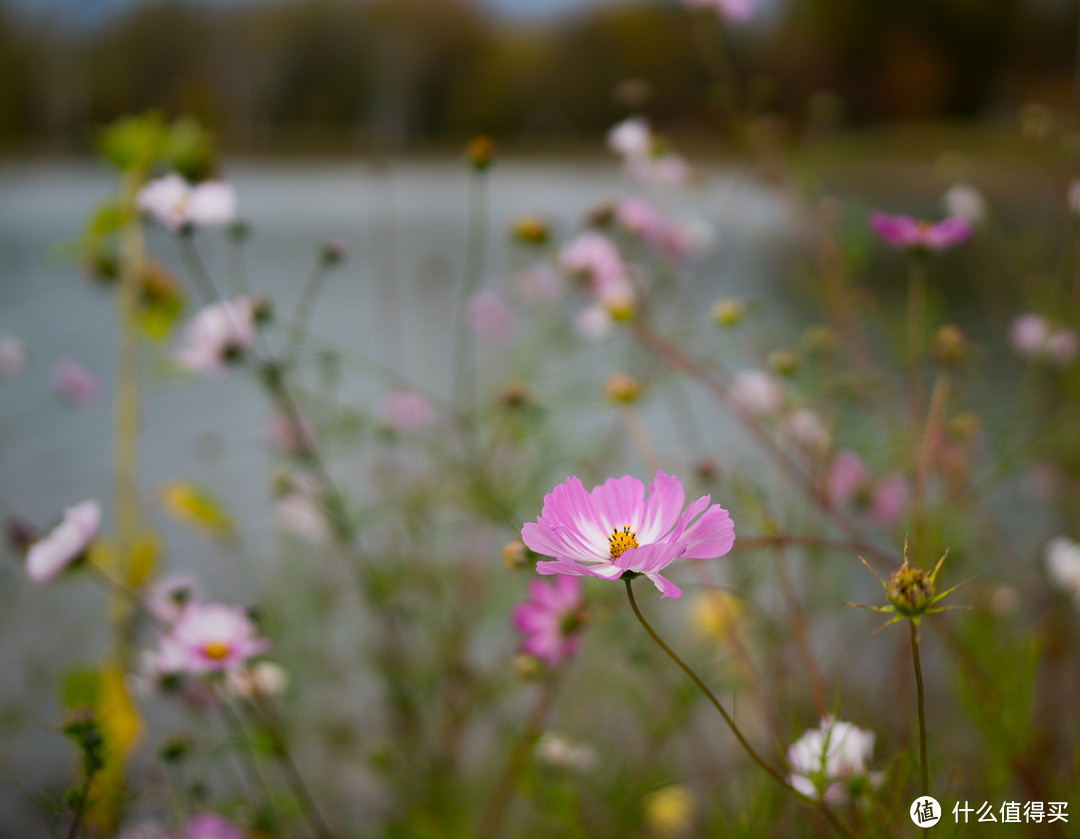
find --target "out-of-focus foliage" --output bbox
[0,0,1076,152]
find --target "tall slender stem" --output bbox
[453,169,489,413]
[623,579,853,838]
[907,254,927,433]
[909,620,929,797]
[65,771,94,839]
[218,693,282,838]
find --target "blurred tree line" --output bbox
[0,0,1075,154]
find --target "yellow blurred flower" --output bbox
[689,589,744,639]
[643,784,694,837]
[160,481,232,536]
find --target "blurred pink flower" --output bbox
[26,500,101,583]
[521,471,735,599]
[465,291,517,341]
[616,196,703,258]
[559,231,630,290]
[607,116,652,159]
[158,602,270,675]
[276,485,330,543]
[0,334,27,378]
[147,574,200,623]
[628,152,694,188]
[729,370,784,418]
[514,262,563,305]
[267,410,316,454]
[574,304,613,341]
[53,359,99,407]
[1009,313,1077,366]
[380,390,436,433]
[827,451,871,507]
[868,473,908,527]
[1045,328,1078,366]
[782,409,831,454]
[174,298,257,374]
[138,174,238,231]
[684,0,754,22]
[868,212,971,252]
[173,813,244,839]
[512,575,587,666]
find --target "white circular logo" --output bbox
[910,796,942,827]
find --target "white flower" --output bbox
[26,500,101,583]
[729,370,784,418]
[607,116,652,159]
[535,732,598,772]
[787,716,883,804]
[226,661,289,699]
[138,174,237,231]
[1045,536,1080,605]
[942,183,986,226]
[174,298,257,374]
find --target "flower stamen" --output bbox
[608,526,639,559]
[203,641,230,660]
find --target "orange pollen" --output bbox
[608,526,639,559]
[203,641,230,660]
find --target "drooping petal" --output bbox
[645,572,682,599]
[676,503,735,559]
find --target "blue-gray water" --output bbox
[0,157,796,832]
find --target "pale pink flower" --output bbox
[782,409,831,454]
[512,575,587,667]
[26,500,101,583]
[465,291,517,341]
[521,471,735,599]
[827,451,871,507]
[868,473,908,527]
[267,411,316,454]
[514,263,563,305]
[174,298,257,374]
[275,489,330,543]
[1009,313,1049,355]
[158,602,270,676]
[0,334,27,378]
[226,661,289,699]
[559,231,631,291]
[616,196,700,258]
[138,174,237,231]
[1045,328,1078,366]
[574,304,613,341]
[868,212,971,252]
[53,360,99,407]
[535,732,598,772]
[147,574,200,624]
[787,716,882,804]
[607,116,652,159]
[942,184,985,226]
[729,370,784,418]
[684,0,754,22]
[173,814,244,839]
[380,390,436,433]
[628,152,694,188]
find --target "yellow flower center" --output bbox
[608,526,639,559]
[203,641,230,660]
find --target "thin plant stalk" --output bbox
[452,168,489,413]
[476,671,564,839]
[907,254,927,431]
[65,768,97,839]
[909,620,929,798]
[218,692,282,838]
[772,548,828,718]
[623,578,853,838]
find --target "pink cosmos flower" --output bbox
[174,298,257,374]
[868,212,971,252]
[607,116,652,159]
[53,360,99,407]
[782,409,831,454]
[147,574,200,623]
[1009,313,1078,366]
[684,0,754,22]
[25,500,101,583]
[138,174,238,232]
[559,231,630,290]
[616,196,701,258]
[157,602,270,675]
[0,334,27,378]
[380,390,436,433]
[521,471,735,599]
[171,814,244,839]
[827,451,871,507]
[512,575,587,667]
[465,291,517,341]
[868,473,908,528]
[729,370,784,418]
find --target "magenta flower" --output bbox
[172,814,244,839]
[379,390,436,433]
[684,0,754,22]
[158,602,270,675]
[512,576,587,667]
[25,500,101,583]
[174,298,257,374]
[869,473,908,528]
[138,175,238,232]
[521,471,735,599]
[827,451,871,507]
[53,360,99,407]
[868,212,971,252]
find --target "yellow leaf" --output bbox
[160,481,233,536]
[127,531,160,588]
[82,667,143,835]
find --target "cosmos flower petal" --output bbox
[645,572,682,599]
[589,474,645,535]
[637,470,686,542]
[677,504,735,559]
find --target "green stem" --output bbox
[219,693,282,838]
[453,168,489,413]
[910,620,929,797]
[65,771,94,839]
[623,578,853,839]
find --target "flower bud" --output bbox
[585,202,615,229]
[511,216,550,246]
[503,539,528,570]
[710,298,744,328]
[605,372,644,404]
[768,349,801,377]
[466,135,496,171]
[498,379,536,411]
[512,652,545,681]
[321,239,347,266]
[932,324,966,366]
[885,564,935,617]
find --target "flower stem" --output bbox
[909,620,929,797]
[65,770,95,839]
[623,579,853,838]
[218,693,282,838]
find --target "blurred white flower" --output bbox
[26,500,101,584]
[787,716,883,804]
[535,732,598,772]
[729,370,783,418]
[138,174,237,231]
[942,183,986,226]
[1045,536,1080,606]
